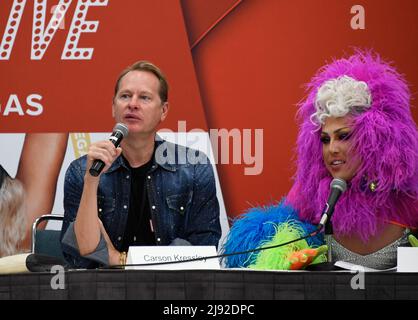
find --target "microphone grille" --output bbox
[114,123,129,138]
[330,178,347,193]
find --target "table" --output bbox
[1,269,417,300]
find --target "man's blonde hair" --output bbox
[114,60,169,103]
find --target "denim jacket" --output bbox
[61,138,221,268]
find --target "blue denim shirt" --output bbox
[61,138,221,268]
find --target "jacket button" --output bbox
[98,208,102,212]
[147,176,151,180]
[123,205,127,209]
[157,238,161,242]
[180,206,184,211]
[152,205,156,210]
[118,236,122,241]
[126,175,130,179]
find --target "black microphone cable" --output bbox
[100,180,347,269]
[103,225,324,269]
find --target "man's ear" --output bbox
[160,102,169,122]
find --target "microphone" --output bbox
[89,123,129,177]
[317,178,347,230]
[304,178,347,271]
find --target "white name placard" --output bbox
[126,246,220,270]
[397,247,418,272]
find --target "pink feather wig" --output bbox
[286,50,418,242]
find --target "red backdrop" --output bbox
[1,0,417,219]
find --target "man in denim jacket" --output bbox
[61,61,221,268]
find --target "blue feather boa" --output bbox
[221,199,324,268]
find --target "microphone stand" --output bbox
[305,220,342,271]
[325,219,333,264]
[305,178,347,271]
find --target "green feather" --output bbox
[249,221,325,270]
[408,234,418,247]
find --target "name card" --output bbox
[397,247,418,272]
[126,246,220,270]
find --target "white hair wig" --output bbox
[311,75,372,125]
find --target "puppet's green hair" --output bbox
[249,221,326,270]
